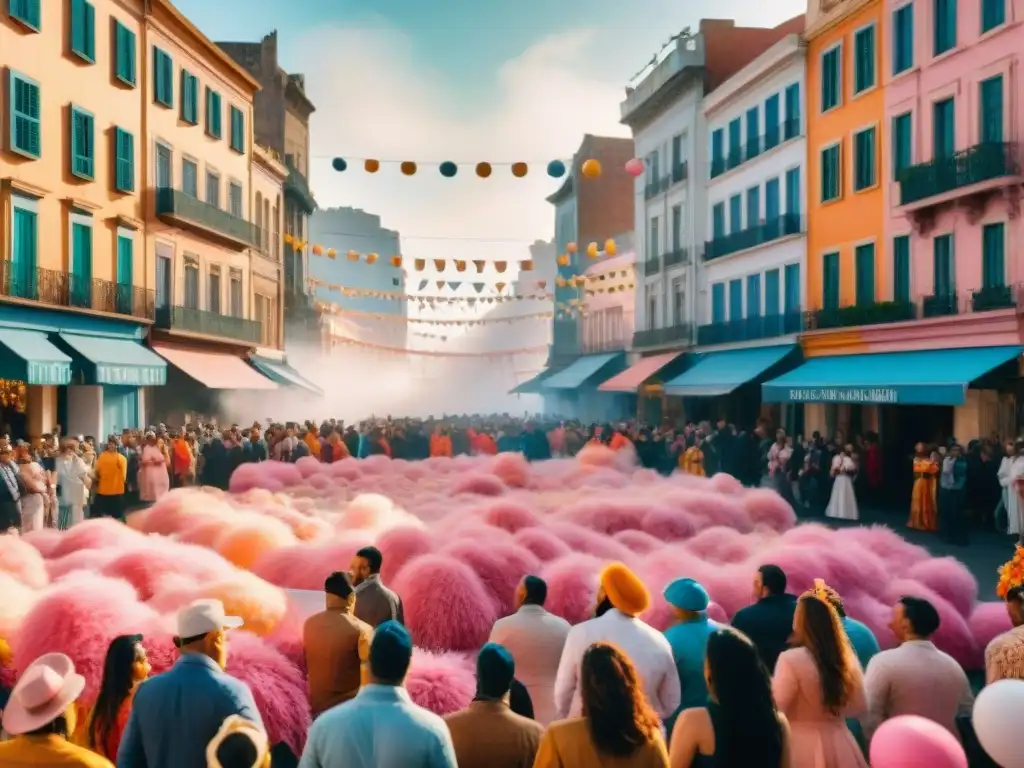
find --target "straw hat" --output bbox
[206,715,269,768]
[2,653,85,735]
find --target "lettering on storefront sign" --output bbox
[787,388,899,404]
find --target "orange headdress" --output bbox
[997,545,1024,599]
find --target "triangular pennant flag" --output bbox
[436,280,445,290]
[496,282,506,293]
[519,260,534,271]
[494,261,507,273]
[414,259,425,271]
[418,280,428,291]
[536,280,547,289]
[473,260,486,273]
[455,261,466,272]
[447,281,459,291]
[434,259,446,272]
[473,283,485,293]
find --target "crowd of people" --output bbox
[2,541,1023,767]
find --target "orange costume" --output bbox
[304,431,322,459]
[680,445,706,476]
[472,432,497,455]
[908,456,939,531]
[430,432,452,457]
[609,432,632,451]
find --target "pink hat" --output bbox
[2,653,86,735]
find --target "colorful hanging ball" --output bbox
[366,253,379,264]
[586,242,599,258]
[364,159,380,173]
[566,242,578,254]
[390,256,403,267]
[476,162,492,178]
[511,162,528,178]
[400,161,417,176]
[581,159,602,178]
[557,255,569,266]
[332,157,347,172]
[347,250,359,261]
[604,239,617,256]
[312,244,323,256]
[624,157,645,177]
[439,161,458,178]
[547,160,566,178]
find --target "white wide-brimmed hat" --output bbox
[206,715,269,768]
[2,653,86,735]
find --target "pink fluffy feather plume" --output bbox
[405,649,476,715]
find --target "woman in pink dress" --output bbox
[137,431,169,504]
[772,588,868,768]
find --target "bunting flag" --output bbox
[314,304,555,326]
[308,278,554,303]
[329,334,549,358]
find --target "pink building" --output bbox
[578,251,636,354]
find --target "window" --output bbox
[153,47,173,107]
[181,71,198,124]
[113,128,134,192]
[671,205,682,251]
[728,194,742,234]
[893,235,911,302]
[892,113,912,179]
[647,288,658,330]
[853,127,877,191]
[765,94,780,150]
[671,278,684,325]
[70,0,95,62]
[671,134,682,169]
[982,223,1005,287]
[649,217,660,258]
[746,186,760,229]
[785,264,801,314]
[8,71,40,159]
[980,75,1003,143]
[206,88,222,139]
[70,219,92,307]
[854,243,876,305]
[727,118,742,168]
[933,97,955,157]
[728,279,743,321]
[933,233,954,296]
[182,159,198,197]
[69,105,94,180]
[934,0,957,55]
[206,172,220,207]
[230,270,243,317]
[112,20,136,86]
[10,200,38,299]
[208,266,222,313]
[766,269,781,315]
[747,274,761,317]
[116,233,133,312]
[711,283,726,323]
[765,178,780,221]
[745,107,760,159]
[228,182,242,217]
[853,24,876,93]
[822,252,840,311]
[710,129,724,176]
[821,44,841,112]
[785,167,801,216]
[821,144,841,202]
[892,3,914,74]
[9,0,41,29]
[712,203,726,239]
[156,143,172,188]
[184,260,199,309]
[784,84,800,140]
[230,106,245,153]
[982,0,1006,32]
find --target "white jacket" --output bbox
[55,453,91,506]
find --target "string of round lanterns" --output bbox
[327,156,649,179]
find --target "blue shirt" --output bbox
[663,617,721,738]
[299,684,456,768]
[117,653,263,768]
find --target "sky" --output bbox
[177,0,806,269]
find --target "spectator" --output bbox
[536,642,669,767]
[303,571,372,718]
[299,621,456,768]
[731,564,798,673]
[349,546,404,628]
[0,652,112,767]
[85,634,151,760]
[862,596,973,741]
[508,679,534,720]
[117,599,263,768]
[206,715,270,768]
[488,575,570,725]
[443,643,543,768]
[668,627,790,767]
[92,437,128,522]
[986,546,1024,683]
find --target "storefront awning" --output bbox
[599,351,685,392]
[151,343,278,390]
[541,352,625,391]
[761,346,1022,405]
[0,329,72,386]
[250,356,324,396]
[664,344,796,397]
[59,333,167,386]
[510,367,557,395]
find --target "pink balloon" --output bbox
[869,715,967,768]
[624,158,645,177]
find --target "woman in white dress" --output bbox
[55,438,91,529]
[825,443,859,521]
[15,442,47,532]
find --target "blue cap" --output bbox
[664,578,710,612]
[476,643,515,697]
[370,621,413,679]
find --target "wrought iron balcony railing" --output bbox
[155,187,258,250]
[644,176,671,199]
[804,300,917,331]
[922,292,958,318]
[155,305,262,344]
[671,161,688,184]
[0,262,155,320]
[704,214,804,261]
[663,248,690,268]
[971,284,1017,312]
[284,156,317,214]
[644,256,661,276]
[632,324,692,348]
[696,313,803,345]
[897,142,1020,206]
[710,119,803,179]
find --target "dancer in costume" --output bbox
[908,443,939,531]
[680,435,706,477]
[825,444,859,521]
[988,545,1024,683]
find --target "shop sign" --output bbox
[786,387,899,404]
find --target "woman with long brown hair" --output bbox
[771,587,867,768]
[534,642,669,767]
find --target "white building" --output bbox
[700,33,807,349]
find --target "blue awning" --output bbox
[762,346,1022,405]
[0,329,72,385]
[511,367,558,395]
[541,352,625,391]
[250,356,324,396]
[59,333,167,386]
[664,344,796,397]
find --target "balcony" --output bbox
[697,313,803,345]
[922,292,958,318]
[0,262,155,320]
[971,284,1017,312]
[897,142,1021,209]
[644,176,671,199]
[633,324,692,348]
[644,256,661,276]
[579,338,627,355]
[663,248,690,268]
[804,300,917,331]
[155,187,258,251]
[284,156,317,215]
[671,161,688,185]
[621,34,705,126]
[704,214,804,261]
[710,119,803,179]
[155,305,262,344]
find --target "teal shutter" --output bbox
[9,72,41,158]
[153,48,173,106]
[821,145,839,201]
[70,107,94,179]
[728,194,742,233]
[933,98,955,156]
[114,128,134,192]
[711,129,724,176]
[892,113,912,178]
[765,178,780,221]
[854,25,876,93]
[765,95,780,149]
[982,0,1006,32]
[854,243,876,305]
[785,168,800,215]
[70,222,93,307]
[747,274,761,317]
[980,76,1003,143]
[727,118,741,167]
[784,83,800,139]
[230,107,245,152]
[745,107,760,158]
[746,186,760,229]
[206,89,222,138]
[115,22,136,85]
[765,269,781,315]
[855,128,876,190]
[933,235,954,295]
[70,0,95,61]
[728,279,743,321]
[785,264,800,313]
[893,236,911,303]
[892,4,914,74]
[11,207,38,299]
[934,0,957,55]
[821,47,839,111]
[982,223,1005,288]
[10,0,41,29]
[711,284,726,323]
[712,203,725,239]
[823,252,840,310]
[181,72,198,123]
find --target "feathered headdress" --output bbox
[997,545,1024,600]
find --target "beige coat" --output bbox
[444,700,543,768]
[489,604,571,726]
[353,575,404,629]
